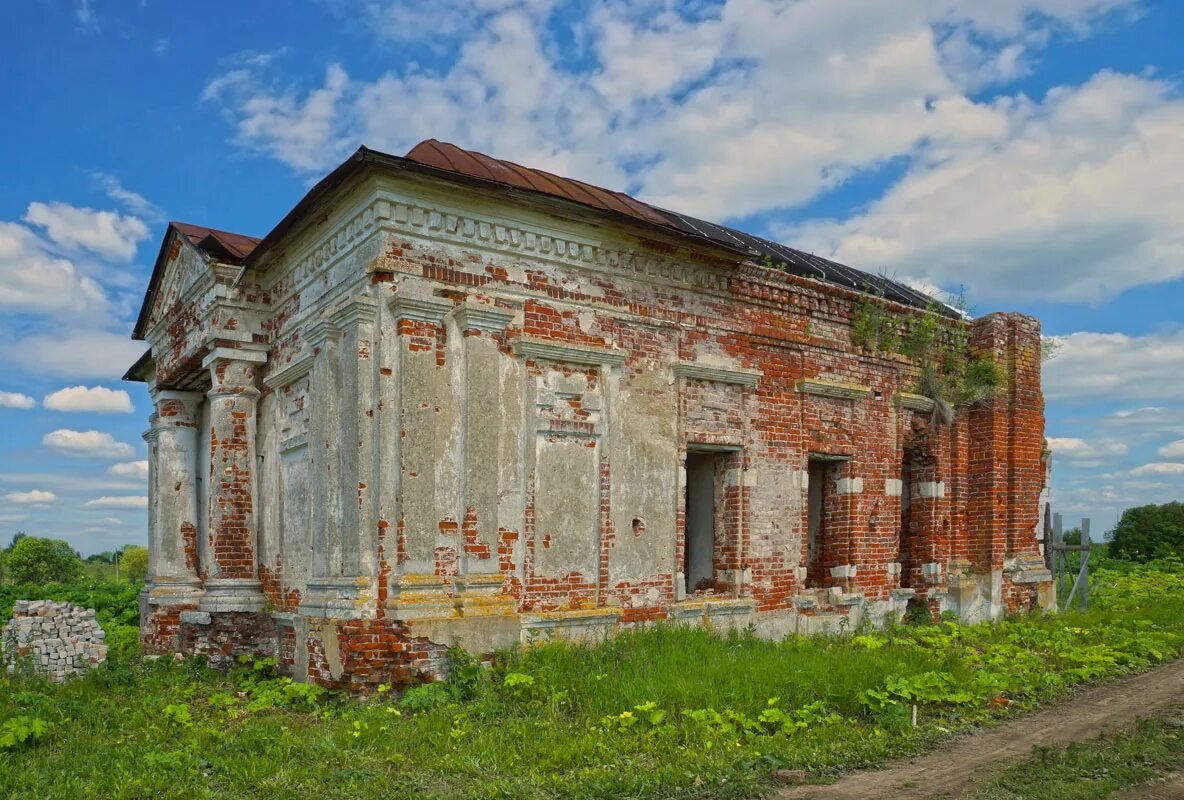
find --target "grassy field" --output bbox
[971,710,1184,799]
[2,560,1184,799]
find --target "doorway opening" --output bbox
[806,458,828,588]
[684,451,725,594]
[899,454,915,588]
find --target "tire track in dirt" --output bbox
[773,656,1184,800]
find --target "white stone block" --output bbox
[836,477,863,495]
[830,564,857,579]
[885,479,903,497]
[917,481,946,499]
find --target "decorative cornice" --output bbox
[673,362,761,387]
[512,337,626,367]
[265,190,733,310]
[896,392,936,413]
[263,353,315,389]
[389,295,453,324]
[798,378,871,401]
[453,304,515,333]
[330,296,379,330]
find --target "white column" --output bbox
[199,348,268,613]
[146,391,204,604]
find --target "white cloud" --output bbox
[1130,462,1184,477]
[792,71,1184,302]
[1044,329,1184,402]
[4,330,147,380]
[1156,440,1184,460]
[203,62,353,172]
[1046,436,1127,468]
[204,0,1140,230]
[1095,407,1184,441]
[43,385,134,414]
[91,174,164,222]
[75,0,98,33]
[108,461,149,480]
[0,470,148,494]
[0,221,108,315]
[83,496,148,509]
[0,391,35,409]
[43,429,135,459]
[4,490,56,505]
[23,201,149,262]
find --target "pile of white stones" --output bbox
[2,600,107,681]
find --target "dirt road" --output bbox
[774,657,1184,800]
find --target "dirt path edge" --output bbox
[773,656,1184,800]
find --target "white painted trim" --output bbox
[798,378,871,400]
[897,392,936,413]
[512,337,626,367]
[673,362,761,386]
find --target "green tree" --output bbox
[119,545,149,585]
[4,536,85,585]
[1110,502,1184,562]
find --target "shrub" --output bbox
[1111,502,1184,562]
[4,538,84,585]
[119,546,149,585]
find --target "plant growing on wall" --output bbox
[852,288,1001,423]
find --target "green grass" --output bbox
[3,561,1184,799]
[971,711,1184,799]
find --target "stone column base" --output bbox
[299,577,371,619]
[198,578,267,613]
[140,582,203,653]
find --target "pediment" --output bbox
[142,230,211,336]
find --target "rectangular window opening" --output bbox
[684,451,724,595]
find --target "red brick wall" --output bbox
[376,242,1045,620]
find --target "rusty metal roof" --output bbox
[402,141,948,315]
[172,221,261,261]
[132,141,949,348]
[405,140,675,228]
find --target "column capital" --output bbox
[204,348,267,398]
[389,295,452,324]
[330,296,379,331]
[303,318,341,348]
[453,303,515,334]
[201,347,268,370]
[150,390,203,428]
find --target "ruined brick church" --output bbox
[128,140,1052,690]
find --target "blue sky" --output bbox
[1,0,1182,554]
